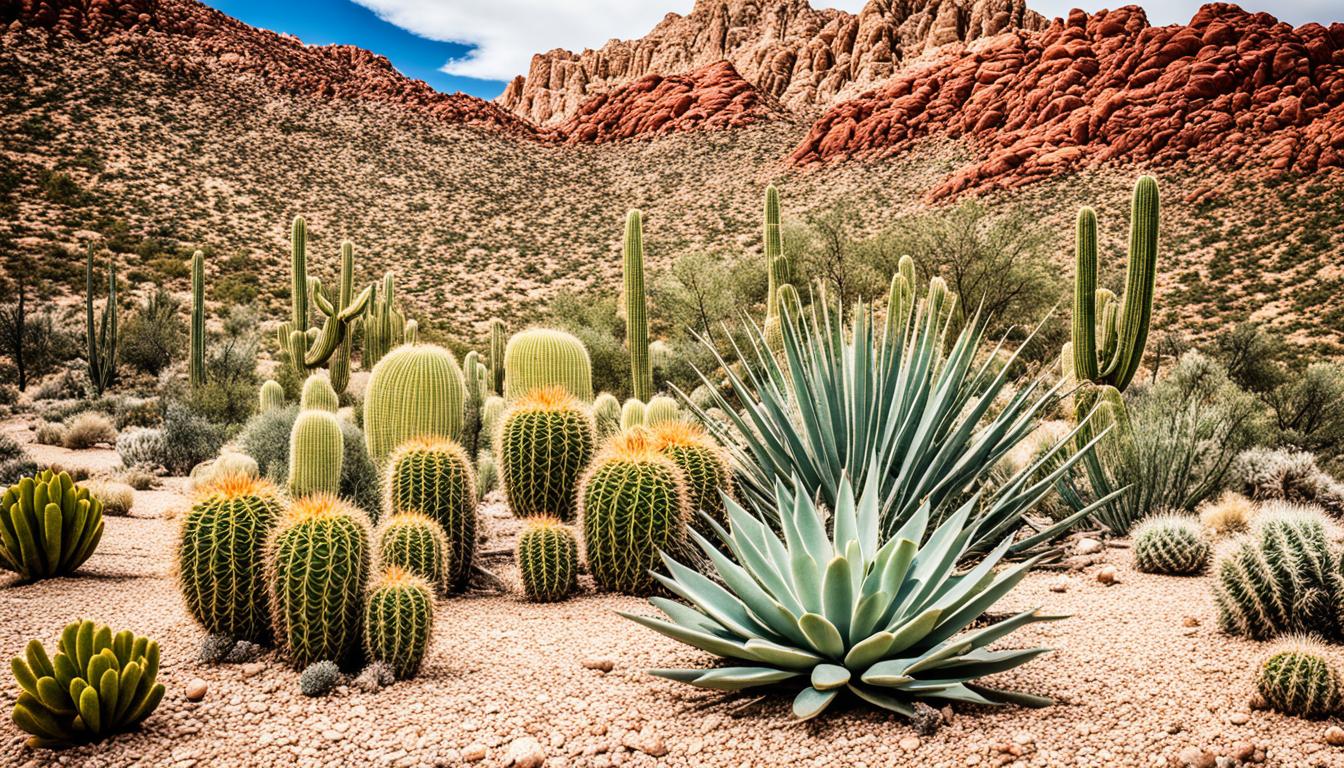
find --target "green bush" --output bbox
[120,289,184,376]
[158,403,226,475]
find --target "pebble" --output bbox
[1231,743,1255,761]
[582,657,616,673]
[1182,616,1200,627]
[899,736,920,751]
[504,736,545,768]
[1178,747,1216,768]
[184,679,208,702]
[1076,537,1103,555]
[1228,712,1250,725]
[1326,726,1344,746]
[462,744,487,762]
[1049,577,1069,593]
[1097,565,1119,585]
[241,663,264,678]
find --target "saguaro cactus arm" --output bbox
[278,218,373,374]
[190,250,206,388]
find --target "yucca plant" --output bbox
[622,476,1059,721]
[680,283,1108,555]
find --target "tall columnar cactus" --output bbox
[515,517,579,602]
[276,218,373,380]
[189,249,206,388]
[503,328,593,402]
[287,410,343,497]
[85,245,118,396]
[0,470,104,581]
[9,619,165,748]
[497,387,596,522]
[364,344,466,465]
[620,398,646,431]
[462,350,485,459]
[650,421,732,535]
[884,255,916,344]
[763,184,784,316]
[1213,507,1343,640]
[644,395,681,427]
[178,476,283,642]
[1131,514,1211,575]
[404,319,418,344]
[592,392,622,440]
[579,430,689,594]
[481,395,506,448]
[259,380,285,413]
[1070,176,1159,393]
[489,318,506,396]
[1257,642,1342,717]
[623,209,653,402]
[376,512,449,592]
[362,566,433,679]
[364,272,406,368]
[267,495,371,669]
[385,437,476,592]
[300,373,340,413]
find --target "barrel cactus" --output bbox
[1132,514,1211,575]
[497,387,595,522]
[376,511,449,592]
[579,430,689,594]
[259,380,285,413]
[179,475,284,642]
[620,398,645,431]
[287,410,343,497]
[364,343,466,464]
[385,437,476,592]
[363,566,434,679]
[266,494,371,669]
[650,421,732,534]
[503,328,593,401]
[644,395,681,427]
[481,395,506,447]
[1,469,104,581]
[515,517,579,602]
[300,374,340,413]
[1257,638,1341,717]
[9,619,165,748]
[592,392,621,440]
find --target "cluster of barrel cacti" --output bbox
[9,619,165,747]
[648,421,732,535]
[1,469,104,581]
[1131,514,1211,575]
[385,438,476,592]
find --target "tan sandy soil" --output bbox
[1,478,1343,766]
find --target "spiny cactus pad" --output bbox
[516,517,579,602]
[0,469,104,581]
[376,512,450,592]
[503,328,593,401]
[385,438,476,592]
[497,387,595,522]
[363,567,434,679]
[1132,514,1211,575]
[267,495,371,669]
[178,476,284,642]
[364,344,466,464]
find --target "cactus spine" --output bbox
[363,567,433,679]
[259,380,285,413]
[1131,514,1211,575]
[516,517,579,602]
[497,387,596,522]
[503,329,594,402]
[364,344,466,465]
[385,438,476,592]
[1258,642,1341,717]
[620,398,645,431]
[277,218,373,380]
[489,318,506,395]
[300,373,340,412]
[287,410,343,497]
[178,476,283,641]
[0,470,104,581]
[376,512,449,592]
[267,495,371,669]
[190,249,206,388]
[623,209,653,402]
[650,421,732,534]
[579,430,689,594]
[85,245,118,396]
[592,392,621,440]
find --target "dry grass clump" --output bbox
[121,468,159,491]
[1199,491,1257,536]
[84,478,136,516]
[62,412,117,449]
[34,421,65,445]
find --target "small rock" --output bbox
[1167,721,1184,734]
[1076,537,1103,555]
[581,657,616,673]
[1048,578,1069,593]
[1178,746,1216,768]
[1326,726,1344,746]
[184,679,208,702]
[505,736,545,768]
[1231,743,1255,761]
[1182,616,1200,627]
[462,744,487,762]
[241,662,264,678]
[1228,712,1250,725]
[1013,732,1034,746]
[1097,565,1119,585]
[899,736,921,751]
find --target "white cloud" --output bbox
[1028,0,1339,27]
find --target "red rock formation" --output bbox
[498,0,1046,125]
[558,61,781,143]
[792,4,1344,195]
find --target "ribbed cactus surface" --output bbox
[516,517,579,602]
[0,470,104,581]
[650,421,732,534]
[462,350,485,459]
[580,431,689,594]
[277,218,373,376]
[489,318,506,396]
[259,380,285,413]
[364,344,466,464]
[643,395,681,427]
[623,210,653,402]
[503,328,593,402]
[287,410,343,497]
[363,567,433,679]
[190,250,206,388]
[497,387,595,522]
[376,511,449,592]
[267,495,371,669]
[620,398,645,431]
[385,438,476,592]
[178,476,283,642]
[1258,645,1341,717]
[592,393,621,440]
[300,373,340,412]
[364,272,405,368]
[1132,514,1211,575]
[481,395,506,447]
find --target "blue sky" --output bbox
[204,0,1340,101]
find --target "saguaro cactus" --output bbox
[288,410,343,497]
[364,272,406,367]
[503,328,593,401]
[85,245,118,396]
[489,318,506,396]
[623,209,653,402]
[364,344,466,464]
[190,250,206,388]
[276,217,373,382]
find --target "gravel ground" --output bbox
[2,464,1344,767]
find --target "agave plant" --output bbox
[622,476,1060,720]
[680,280,1108,555]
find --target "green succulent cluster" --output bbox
[10,619,165,747]
[1258,643,1341,717]
[376,511,449,592]
[363,567,434,679]
[267,495,372,669]
[1,470,104,581]
[287,410,344,497]
[516,517,579,602]
[503,328,593,401]
[1131,514,1211,575]
[178,476,284,642]
[497,387,595,522]
[364,343,466,464]
[385,438,476,592]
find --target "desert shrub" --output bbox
[112,396,160,430]
[299,661,343,697]
[61,411,117,449]
[0,434,36,484]
[158,402,226,475]
[120,289,185,376]
[1234,447,1344,516]
[339,418,380,517]
[33,421,65,446]
[548,291,628,398]
[1199,491,1256,535]
[120,467,158,490]
[84,478,134,516]
[169,305,260,427]
[116,427,166,469]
